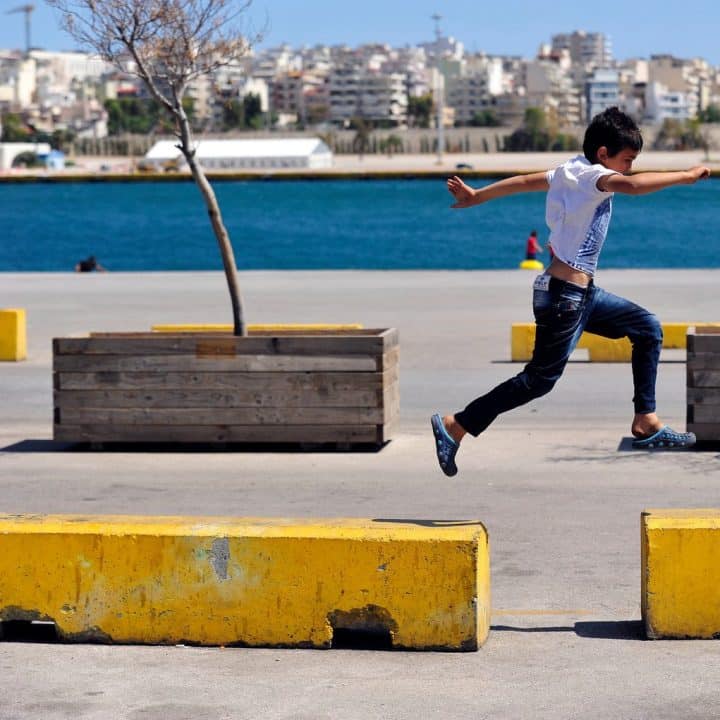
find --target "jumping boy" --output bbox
[432,107,711,476]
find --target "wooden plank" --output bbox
[686,353,720,371]
[378,346,400,371]
[54,366,399,391]
[687,370,720,389]
[94,328,385,338]
[686,423,720,441]
[152,323,364,333]
[53,424,383,444]
[687,405,720,424]
[56,406,387,426]
[687,388,720,405]
[55,334,389,357]
[377,413,400,444]
[382,382,400,417]
[54,387,384,409]
[687,334,720,354]
[53,354,380,373]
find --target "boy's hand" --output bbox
[447,175,478,208]
[687,166,711,182]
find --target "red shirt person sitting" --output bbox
[525,230,543,260]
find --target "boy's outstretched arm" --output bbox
[448,172,549,208]
[599,166,711,195]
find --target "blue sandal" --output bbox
[631,425,696,450]
[431,413,459,476]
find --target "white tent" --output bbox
[0,142,52,170]
[145,138,333,170]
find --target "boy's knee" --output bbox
[629,313,662,347]
[522,372,556,399]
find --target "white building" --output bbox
[328,66,407,125]
[586,68,620,121]
[551,31,612,69]
[648,55,713,118]
[144,137,333,170]
[525,54,582,127]
[0,54,36,109]
[446,57,503,125]
[0,142,51,170]
[645,82,691,123]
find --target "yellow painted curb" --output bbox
[0,309,27,361]
[511,322,720,362]
[0,515,490,650]
[642,509,720,639]
[152,323,364,333]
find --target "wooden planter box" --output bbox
[53,328,399,446]
[687,326,720,444]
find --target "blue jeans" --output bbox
[455,276,663,437]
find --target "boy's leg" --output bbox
[582,286,661,430]
[452,278,590,437]
[581,286,693,444]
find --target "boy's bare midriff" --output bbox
[546,257,592,287]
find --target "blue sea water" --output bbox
[1,178,718,271]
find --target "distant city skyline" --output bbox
[1,0,719,66]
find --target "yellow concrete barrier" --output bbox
[511,322,720,362]
[0,514,490,650]
[152,323,364,333]
[0,308,27,361]
[642,509,720,639]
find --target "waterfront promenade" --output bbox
[2,149,718,179]
[2,269,720,718]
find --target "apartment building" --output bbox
[525,52,582,127]
[445,56,503,125]
[328,63,407,126]
[551,31,612,69]
[648,54,713,117]
[585,68,620,121]
[0,52,35,109]
[645,82,691,122]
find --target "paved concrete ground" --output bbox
[1,269,719,719]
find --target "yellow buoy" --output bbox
[519,259,544,270]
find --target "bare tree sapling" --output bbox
[48,0,261,335]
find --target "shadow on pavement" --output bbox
[492,620,646,640]
[1,439,386,454]
[616,436,720,453]
[492,625,574,633]
[574,620,646,640]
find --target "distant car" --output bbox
[455,163,473,170]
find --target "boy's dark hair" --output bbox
[583,107,643,163]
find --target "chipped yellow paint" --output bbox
[511,322,720,362]
[152,323,364,333]
[642,509,720,639]
[0,514,489,650]
[0,308,26,361]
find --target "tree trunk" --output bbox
[176,106,246,336]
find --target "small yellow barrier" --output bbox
[511,322,720,362]
[152,323,363,333]
[0,308,27,361]
[0,514,490,650]
[642,509,720,639]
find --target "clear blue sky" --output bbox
[1,0,719,66]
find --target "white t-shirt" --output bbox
[545,155,618,276]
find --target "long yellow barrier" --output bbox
[0,308,27,361]
[642,509,720,639]
[0,514,490,650]
[511,322,720,362]
[152,323,363,333]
